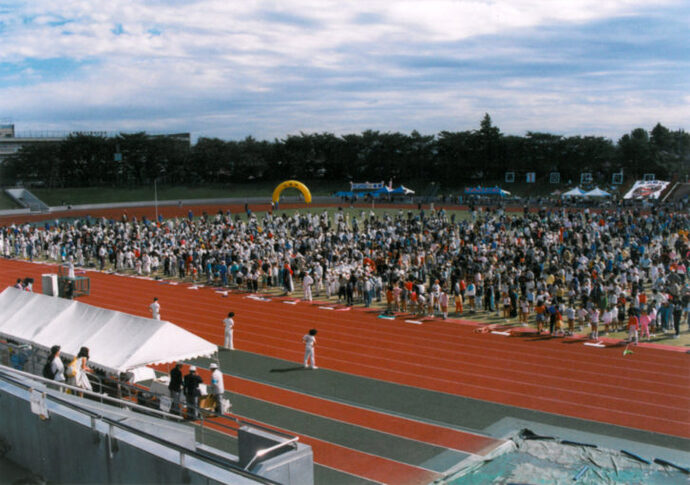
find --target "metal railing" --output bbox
[1,342,302,472]
[0,364,180,421]
[0,364,280,484]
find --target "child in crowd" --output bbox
[639,308,651,341]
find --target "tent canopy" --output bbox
[562,187,586,197]
[584,187,611,197]
[372,186,394,197]
[0,287,217,377]
[391,185,414,195]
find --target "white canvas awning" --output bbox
[562,187,586,197]
[0,287,217,378]
[584,187,610,197]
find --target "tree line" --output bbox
[3,115,688,189]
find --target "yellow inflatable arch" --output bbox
[272,180,312,204]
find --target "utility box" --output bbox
[42,274,58,296]
[238,425,313,485]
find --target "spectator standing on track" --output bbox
[589,307,600,340]
[168,363,183,415]
[639,308,651,340]
[209,363,225,414]
[150,297,160,320]
[439,289,449,320]
[628,309,639,345]
[303,329,318,369]
[465,282,476,313]
[303,271,314,302]
[183,366,203,420]
[672,299,683,338]
[223,312,235,350]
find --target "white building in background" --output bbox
[0,122,191,166]
[0,123,65,165]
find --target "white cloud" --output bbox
[0,0,687,140]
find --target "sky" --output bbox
[0,0,688,142]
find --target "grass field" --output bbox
[0,192,20,210]
[22,179,551,207]
[31,180,348,206]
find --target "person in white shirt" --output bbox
[303,329,318,369]
[303,272,314,302]
[150,297,160,320]
[49,345,65,384]
[439,290,449,320]
[209,362,226,414]
[223,312,235,350]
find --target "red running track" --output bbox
[186,365,448,485]
[2,258,690,440]
[164,365,505,455]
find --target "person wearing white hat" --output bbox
[209,362,225,414]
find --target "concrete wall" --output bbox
[0,382,260,484]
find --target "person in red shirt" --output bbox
[627,310,639,345]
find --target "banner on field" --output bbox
[350,181,385,190]
[623,180,669,200]
[465,186,504,195]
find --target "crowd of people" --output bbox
[2,202,689,343]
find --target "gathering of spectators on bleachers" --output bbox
[1,201,689,342]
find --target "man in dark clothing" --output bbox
[183,366,203,420]
[168,363,183,415]
[672,300,683,338]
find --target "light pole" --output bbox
[154,178,158,223]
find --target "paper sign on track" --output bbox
[334,307,351,311]
[283,301,298,305]
[584,342,605,348]
[319,306,334,310]
[246,295,270,302]
[491,331,511,336]
[405,320,423,325]
[188,285,199,290]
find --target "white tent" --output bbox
[583,187,611,197]
[391,185,415,195]
[0,287,217,380]
[562,187,586,197]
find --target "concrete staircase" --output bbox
[4,187,50,212]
